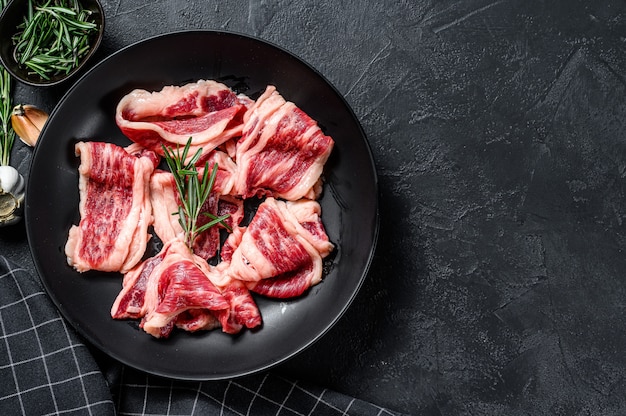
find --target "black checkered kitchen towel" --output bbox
[0,256,406,416]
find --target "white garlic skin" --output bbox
[0,165,25,226]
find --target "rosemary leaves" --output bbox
[12,0,99,80]
[162,139,231,252]
[0,64,14,166]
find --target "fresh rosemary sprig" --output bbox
[0,0,12,166]
[162,139,231,251]
[0,62,14,167]
[12,0,99,80]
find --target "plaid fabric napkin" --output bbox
[0,256,406,416]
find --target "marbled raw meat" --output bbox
[64,141,156,274]
[226,197,333,298]
[221,226,245,263]
[99,81,337,338]
[141,259,228,338]
[197,259,262,333]
[216,194,245,231]
[110,245,167,319]
[175,309,221,332]
[233,86,334,200]
[215,279,263,333]
[204,149,239,195]
[148,170,182,246]
[116,80,249,163]
[111,240,230,338]
[282,199,334,257]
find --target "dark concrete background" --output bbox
[2,1,626,414]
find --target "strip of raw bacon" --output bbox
[110,244,167,319]
[218,199,331,263]
[199,149,238,196]
[198,260,262,334]
[141,258,229,338]
[148,170,183,246]
[247,265,315,299]
[221,226,246,263]
[115,80,249,163]
[111,240,229,338]
[233,85,334,200]
[216,279,263,333]
[283,199,334,258]
[65,141,156,274]
[226,197,330,298]
[124,143,161,167]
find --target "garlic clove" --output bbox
[0,165,25,226]
[11,104,49,147]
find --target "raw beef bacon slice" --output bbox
[110,243,168,320]
[65,141,156,274]
[213,278,263,334]
[226,197,333,298]
[111,240,230,338]
[147,171,182,247]
[115,80,249,163]
[111,240,261,338]
[233,85,334,201]
[282,199,334,258]
[196,259,262,334]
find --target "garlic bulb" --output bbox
[0,165,25,226]
[11,104,49,147]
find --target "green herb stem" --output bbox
[162,138,231,251]
[0,0,14,166]
[0,67,13,167]
[12,0,98,80]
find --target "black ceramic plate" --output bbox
[25,31,378,380]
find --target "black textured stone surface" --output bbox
[2,1,626,414]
